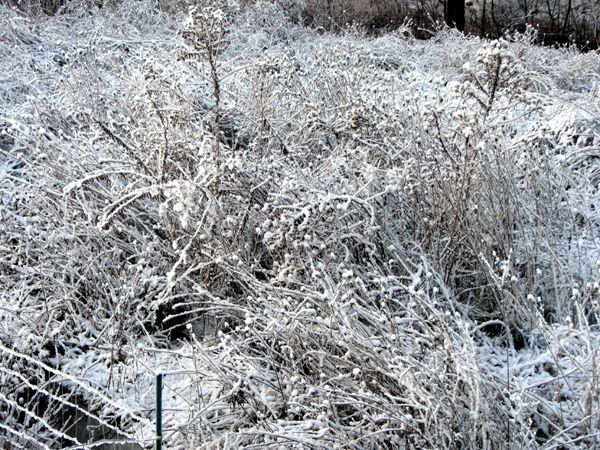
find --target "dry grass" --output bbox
[1,1,599,448]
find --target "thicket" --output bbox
[4,0,600,47]
[241,0,600,48]
[1,1,599,448]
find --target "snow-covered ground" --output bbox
[1,2,599,449]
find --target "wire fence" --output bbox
[0,337,210,449]
[0,342,155,449]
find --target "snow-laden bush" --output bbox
[1,2,599,448]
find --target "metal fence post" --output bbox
[156,373,163,450]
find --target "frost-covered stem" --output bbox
[486,54,502,117]
[181,6,228,165]
[147,94,169,183]
[207,43,222,164]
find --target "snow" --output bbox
[1,1,600,449]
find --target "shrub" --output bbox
[1,2,599,448]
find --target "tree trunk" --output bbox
[481,0,487,36]
[446,0,465,32]
[562,0,572,35]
